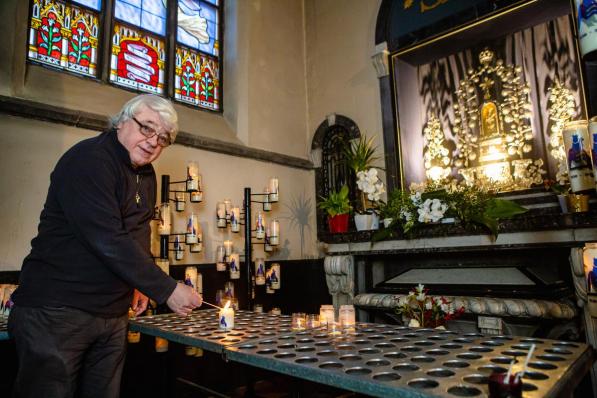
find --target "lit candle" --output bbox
[174,235,184,260]
[230,206,240,233]
[190,176,202,202]
[224,199,232,220]
[216,202,227,228]
[269,219,279,246]
[186,213,199,244]
[224,240,233,257]
[339,305,356,329]
[292,313,306,331]
[184,266,198,291]
[215,245,227,271]
[175,192,185,212]
[218,300,234,331]
[255,258,266,285]
[270,263,280,289]
[319,305,335,326]
[269,177,279,202]
[158,203,171,235]
[271,307,281,315]
[255,211,265,239]
[263,187,272,211]
[229,253,240,279]
[186,161,199,192]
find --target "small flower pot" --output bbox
[328,214,349,233]
[354,213,379,231]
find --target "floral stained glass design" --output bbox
[110,23,165,94]
[175,0,220,111]
[28,0,100,77]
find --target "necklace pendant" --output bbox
[135,193,141,206]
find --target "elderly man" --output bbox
[9,94,201,398]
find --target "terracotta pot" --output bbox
[328,213,349,233]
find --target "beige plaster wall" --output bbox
[0,114,317,271]
[304,0,383,159]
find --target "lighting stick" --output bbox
[516,343,536,383]
[504,359,516,384]
[201,301,222,310]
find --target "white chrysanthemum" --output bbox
[425,301,433,310]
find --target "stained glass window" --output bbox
[28,0,100,78]
[72,0,101,11]
[175,0,221,111]
[114,0,167,36]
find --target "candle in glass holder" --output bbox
[184,266,198,291]
[216,245,226,271]
[174,236,184,260]
[186,213,199,244]
[320,305,335,326]
[158,203,171,235]
[263,187,272,211]
[271,307,281,315]
[175,192,185,212]
[339,305,356,329]
[224,281,235,298]
[190,243,202,253]
[229,253,240,279]
[190,179,202,202]
[215,289,224,306]
[224,199,232,220]
[255,258,266,285]
[255,211,265,239]
[327,321,341,337]
[218,301,234,331]
[264,227,273,252]
[224,240,233,257]
[269,177,279,202]
[186,161,199,192]
[291,313,307,331]
[270,263,280,289]
[254,304,263,313]
[230,206,240,232]
[269,219,279,246]
[306,314,320,329]
[216,202,227,228]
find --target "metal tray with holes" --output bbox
[225,323,593,398]
[129,309,293,353]
[0,316,8,340]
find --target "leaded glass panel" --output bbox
[72,0,101,11]
[174,46,219,110]
[110,23,165,94]
[115,0,166,36]
[177,0,219,56]
[28,0,100,78]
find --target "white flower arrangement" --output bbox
[417,198,448,223]
[395,284,464,328]
[356,168,385,212]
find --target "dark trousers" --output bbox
[8,305,128,398]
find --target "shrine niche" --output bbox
[394,14,584,191]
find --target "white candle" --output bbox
[218,301,234,330]
[320,305,335,326]
[263,187,272,211]
[186,161,199,192]
[174,235,184,260]
[216,202,227,228]
[270,263,280,289]
[186,213,199,244]
[255,258,266,285]
[230,206,240,233]
[255,211,265,239]
[224,199,232,220]
[190,243,202,253]
[269,219,279,246]
[185,266,198,291]
[339,305,356,328]
[264,227,273,252]
[216,245,226,271]
[269,177,279,202]
[229,253,240,279]
[224,240,233,256]
[224,281,235,298]
[158,203,171,235]
[175,192,185,212]
[190,188,202,203]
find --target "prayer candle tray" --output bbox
[0,316,8,340]
[130,309,293,353]
[225,323,593,398]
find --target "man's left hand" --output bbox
[131,289,148,316]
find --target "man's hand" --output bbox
[166,283,202,316]
[131,289,148,316]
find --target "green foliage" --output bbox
[318,185,352,217]
[343,135,380,173]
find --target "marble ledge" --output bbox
[325,227,597,255]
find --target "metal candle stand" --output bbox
[217,185,280,311]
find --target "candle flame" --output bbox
[223,300,231,310]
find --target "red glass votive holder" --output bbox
[488,372,522,398]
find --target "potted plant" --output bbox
[343,135,385,230]
[544,179,571,213]
[318,185,352,233]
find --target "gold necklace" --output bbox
[135,174,143,206]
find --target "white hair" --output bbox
[110,94,179,142]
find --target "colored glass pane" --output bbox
[203,0,217,5]
[72,0,101,11]
[28,0,100,78]
[177,0,218,56]
[115,0,166,36]
[110,23,165,94]
[174,46,219,110]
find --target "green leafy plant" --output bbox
[318,185,352,217]
[343,135,380,173]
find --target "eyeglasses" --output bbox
[131,117,172,147]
